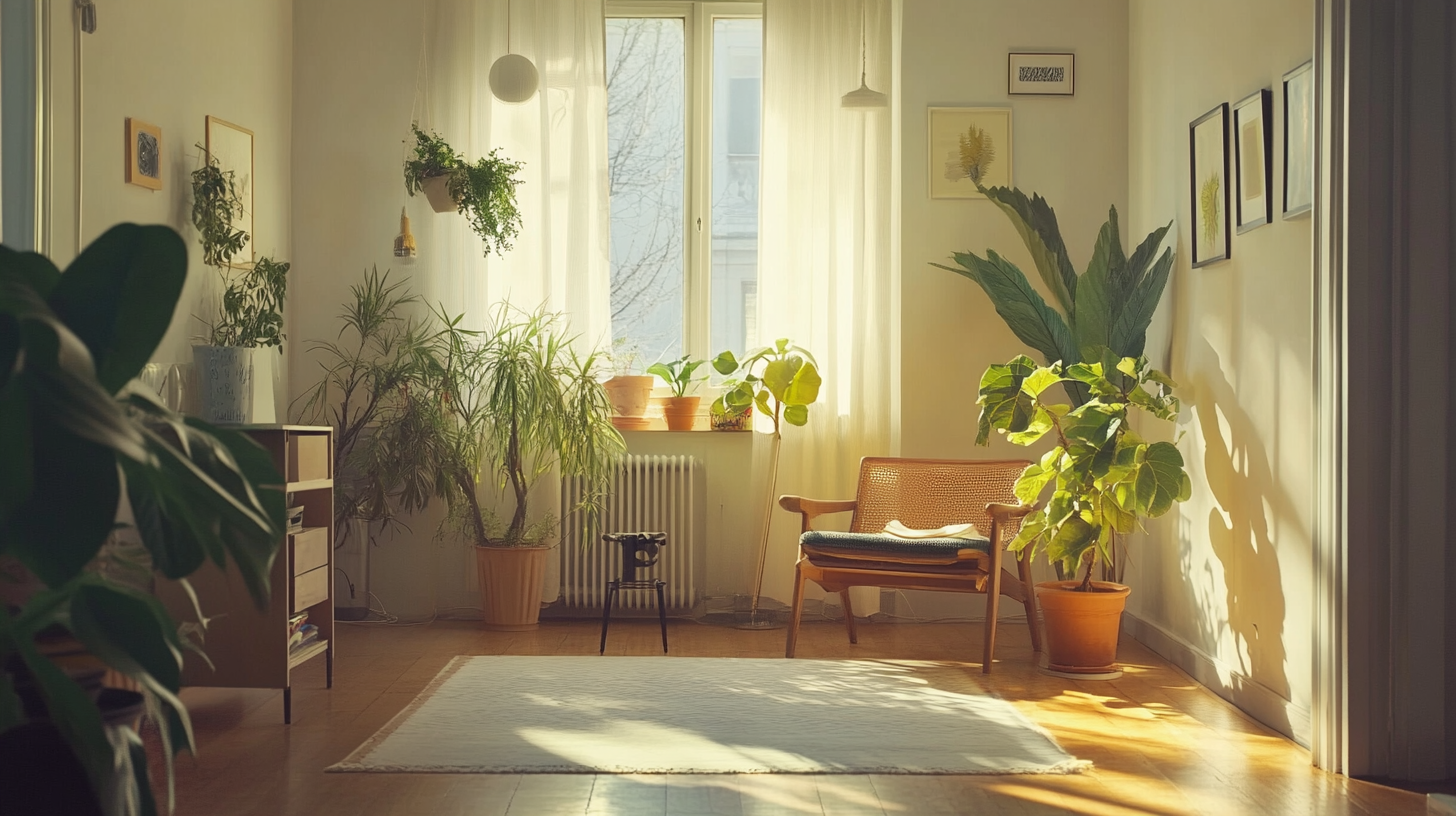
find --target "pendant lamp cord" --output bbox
[859,0,868,86]
[408,16,433,132]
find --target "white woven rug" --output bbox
[327,656,1088,775]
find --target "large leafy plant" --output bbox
[0,225,285,814]
[977,352,1189,590]
[403,125,525,259]
[710,340,822,437]
[934,187,1174,404]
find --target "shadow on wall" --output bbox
[1173,335,1295,732]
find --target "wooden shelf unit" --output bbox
[156,425,335,724]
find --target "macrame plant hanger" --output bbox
[394,25,437,263]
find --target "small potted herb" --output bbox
[602,339,654,421]
[403,124,525,259]
[647,355,708,431]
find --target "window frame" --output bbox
[606,0,763,364]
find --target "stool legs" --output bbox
[599,581,619,654]
[655,580,668,653]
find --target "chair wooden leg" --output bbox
[983,564,1004,675]
[1017,553,1042,653]
[839,590,858,644]
[786,562,807,658]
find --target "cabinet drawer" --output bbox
[292,527,329,576]
[293,565,329,613]
[287,433,331,483]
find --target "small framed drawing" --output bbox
[205,115,255,265]
[928,107,1012,199]
[125,118,162,190]
[1189,102,1230,267]
[1282,60,1314,219]
[1008,53,1074,96]
[1233,89,1273,233]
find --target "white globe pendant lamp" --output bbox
[841,0,887,109]
[490,0,538,104]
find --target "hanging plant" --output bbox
[403,124,525,258]
[190,145,248,268]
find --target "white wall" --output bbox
[48,1,293,381]
[1125,0,1315,744]
[896,0,1129,617]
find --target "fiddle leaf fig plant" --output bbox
[711,340,822,435]
[977,351,1189,590]
[646,355,707,398]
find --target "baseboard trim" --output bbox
[1122,611,1311,747]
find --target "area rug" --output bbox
[327,656,1088,775]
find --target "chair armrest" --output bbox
[778,496,857,533]
[986,502,1036,521]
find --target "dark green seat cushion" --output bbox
[799,530,990,555]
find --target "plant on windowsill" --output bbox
[602,339,653,424]
[976,351,1189,675]
[424,306,625,629]
[647,355,708,431]
[711,340,822,624]
[0,224,285,816]
[190,145,290,424]
[403,124,525,259]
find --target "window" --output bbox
[606,3,762,368]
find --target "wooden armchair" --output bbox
[778,457,1041,673]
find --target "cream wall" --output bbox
[48,1,293,379]
[1125,0,1315,743]
[896,0,1129,617]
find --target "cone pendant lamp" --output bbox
[393,207,418,262]
[841,0,887,109]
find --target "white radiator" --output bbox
[560,455,705,610]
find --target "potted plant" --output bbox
[403,125,525,259]
[190,146,290,424]
[0,224,285,814]
[602,339,653,426]
[294,266,441,620]
[711,340,822,624]
[647,355,707,431]
[976,351,1189,674]
[708,377,753,431]
[425,306,624,629]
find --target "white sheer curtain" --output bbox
[380,0,608,619]
[754,0,899,614]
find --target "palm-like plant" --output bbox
[933,186,1175,405]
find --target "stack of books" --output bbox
[288,612,319,653]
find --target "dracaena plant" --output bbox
[977,352,1190,590]
[934,186,1174,405]
[710,340,822,437]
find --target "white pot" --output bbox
[192,346,277,424]
[421,174,457,213]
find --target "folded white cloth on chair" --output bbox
[882,519,984,540]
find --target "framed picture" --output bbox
[1189,103,1230,267]
[125,118,162,190]
[928,107,1012,199]
[1008,53,1074,96]
[1283,60,1314,219]
[1233,89,1273,233]
[205,115,255,265]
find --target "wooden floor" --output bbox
[154,617,1423,816]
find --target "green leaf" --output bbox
[1125,220,1172,287]
[711,350,738,375]
[980,186,1079,314]
[1110,247,1174,358]
[1007,406,1055,446]
[1073,209,1126,361]
[1045,514,1097,574]
[1021,367,1066,399]
[69,580,183,693]
[5,417,118,587]
[783,360,821,407]
[0,380,33,510]
[1013,450,1061,504]
[47,224,187,394]
[645,362,673,383]
[938,250,1078,368]
[783,404,809,426]
[975,356,1038,446]
[762,357,801,402]
[1134,441,1186,518]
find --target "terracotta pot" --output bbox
[420,174,457,213]
[662,396,701,431]
[1035,580,1131,673]
[603,375,654,418]
[474,544,549,631]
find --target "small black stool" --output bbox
[599,532,669,654]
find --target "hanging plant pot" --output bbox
[662,396,701,431]
[603,375,654,418]
[1035,580,1131,674]
[474,544,550,631]
[420,174,457,213]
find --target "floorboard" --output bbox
[150,617,1425,815]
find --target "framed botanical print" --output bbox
[1190,103,1230,267]
[928,107,1012,199]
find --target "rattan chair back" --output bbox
[849,457,1026,538]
